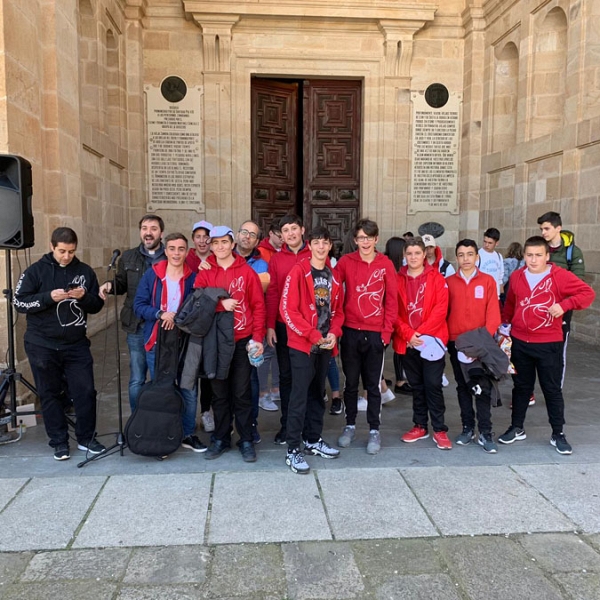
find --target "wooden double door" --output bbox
[251,78,361,250]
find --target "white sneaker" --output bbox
[259,394,279,411]
[201,410,215,433]
[381,389,396,404]
[442,374,449,387]
[357,396,368,411]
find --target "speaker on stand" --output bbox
[0,155,38,444]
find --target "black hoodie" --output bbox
[13,252,104,349]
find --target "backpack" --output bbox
[440,259,451,277]
[125,327,184,457]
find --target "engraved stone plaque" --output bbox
[409,89,461,214]
[145,78,203,211]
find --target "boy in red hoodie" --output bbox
[266,214,312,444]
[194,226,266,463]
[335,218,398,454]
[279,226,344,474]
[393,237,451,450]
[499,236,595,454]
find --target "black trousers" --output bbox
[286,348,331,449]
[402,348,447,432]
[340,327,384,430]
[210,337,253,444]
[199,377,213,413]
[274,320,291,431]
[448,341,492,433]
[393,352,405,382]
[25,340,97,448]
[510,337,565,434]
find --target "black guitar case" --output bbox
[125,327,184,456]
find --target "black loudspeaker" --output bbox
[0,155,34,249]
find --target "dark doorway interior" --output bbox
[251,78,361,250]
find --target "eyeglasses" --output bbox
[355,236,375,242]
[238,229,258,239]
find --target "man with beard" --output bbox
[99,214,166,410]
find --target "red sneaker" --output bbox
[433,431,452,450]
[401,426,429,443]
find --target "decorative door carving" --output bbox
[251,79,298,233]
[303,80,361,250]
[251,78,361,248]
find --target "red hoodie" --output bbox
[392,263,449,354]
[265,243,312,329]
[194,254,266,343]
[279,257,344,355]
[446,269,500,341]
[257,238,278,264]
[334,251,398,344]
[502,264,595,343]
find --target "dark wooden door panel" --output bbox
[251,79,298,233]
[303,80,361,248]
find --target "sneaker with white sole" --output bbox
[338,425,356,447]
[357,397,368,411]
[455,426,475,446]
[201,410,215,432]
[53,443,70,461]
[304,438,340,459]
[380,389,396,404]
[77,439,106,454]
[286,449,310,474]
[550,433,572,455]
[498,426,526,444]
[366,430,381,454]
[259,394,279,411]
[329,397,343,415]
[478,432,498,454]
[181,435,207,453]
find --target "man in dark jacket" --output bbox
[99,214,165,410]
[13,227,105,461]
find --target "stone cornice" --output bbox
[183,1,438,22]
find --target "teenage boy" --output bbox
[477,227,504,298]
[498,236,595,454]
[446,239,501,453]
[280,226,344,473]
[14,227,105,460]
[185,220,213,272]
[257,219,283,263]
[134,233,206,453]
[99,214,165,411]
[335,218,398,454]
[194,226,266,463]
[423,234,455,278]
[266,214,312,444]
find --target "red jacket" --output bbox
[265,242,312,329]
[335,251,398,344]
[446,270,501,341]
[279,258,344,355]
[257,238,278,263]
[392,263,449,354]
[194,254,266,343]
[502,264,595,343]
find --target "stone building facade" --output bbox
[0,0,598,377]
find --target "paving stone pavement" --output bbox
[0,335,598,598]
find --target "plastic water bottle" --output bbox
[247,340,264,368]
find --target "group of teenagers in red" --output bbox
[16,211,594,469]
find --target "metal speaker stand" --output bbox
[78,254,127,467]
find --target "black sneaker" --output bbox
[204,440,230,460]
[455,426,475,446]
[498,426,527,444]
[77,439,106,454]
[239,441,257,463]
[252,423,261,444]
[274,428,287,445]
[551,433,573,455]
[53,443,70,461]
[478,432,498,454]
[394,382,413,395]
[181,435,207,453]
[329,398,343,415]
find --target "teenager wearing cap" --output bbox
[186,220,213,272]
[393,237,452,450]
[194,226,266,463]
[422,234,455,278]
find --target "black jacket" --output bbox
[13,253,104,349]
[112,244,165,333]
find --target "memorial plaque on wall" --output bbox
[145,77,203,211]
[409,85,461,214]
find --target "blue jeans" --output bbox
[147,348,198,438]
[127,330,149,411]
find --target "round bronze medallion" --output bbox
[161,76,187,103]
[424,83,449,109]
